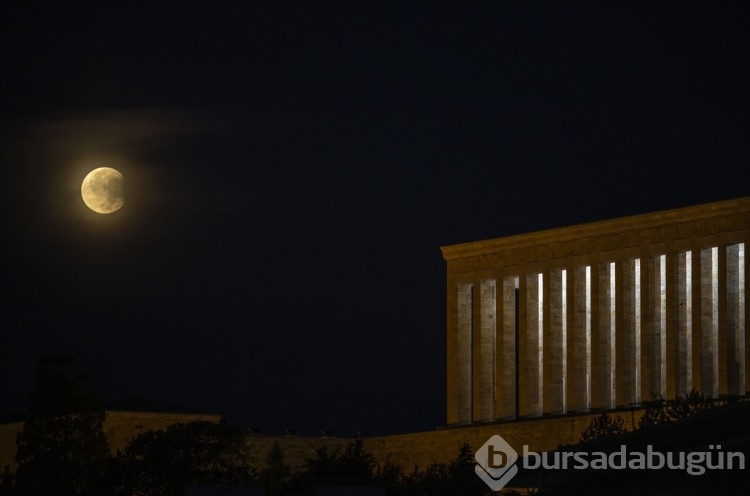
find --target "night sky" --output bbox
[1,3,748,436]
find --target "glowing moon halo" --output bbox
[81,167,125,214]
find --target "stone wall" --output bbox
[3,407,645,477]
[0,410,221,474]
[245,408,646,474]
[104,410,222,453]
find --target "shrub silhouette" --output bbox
[580,413,626,442]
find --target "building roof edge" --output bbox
[440,196,750,261]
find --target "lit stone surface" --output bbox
[442,197,749,425]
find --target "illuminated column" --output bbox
[646,255,667,400]
[523,273,543,417]
[634,259,642,403]
[593,262,615,408]
[743,241,749,394]
[691,248,703,399]
[473,280,496,421]
[518,273,529,416]
[568,265,591,411]
[718,246,729,396]
[640,252,652,402]
[665,253,678,400]
[700,247,719,398]
[676,251,693,396]
[545,269,565,414]
[456,283,473,422]
[497,276,518,419]
[590,263,602,408]
[726,244,745,395]
[618,259,640,405]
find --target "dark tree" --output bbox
[580,413,626,442]
[15,354,109,495]
[374,454,403,487]
[638,398,669,428]
[301,445,340,480]
[448,443,480,490]
[639,390,715,430]
[665,389,713,421]
[261,441,290,496]
[404,461,450,495]
[300,438,376,482]
[111,420,253,496]
[334,438,376,480]
[402,443,490,496]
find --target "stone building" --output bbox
[0,399,221,476]
[441,197,748,425]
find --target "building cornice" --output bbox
[440,196,750,261]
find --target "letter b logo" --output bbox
[475,435,519,491]
[488,445,507,468]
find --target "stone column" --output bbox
[744,240,749,394]
[593,262,615,409]
[473,280,496,422]
[691,248,703,398]
[497,276,518,419]
[700,247,719,398]
[640,251,654,402]
[718,246,728,396]
[445,274,458,424]
[545,269,565,414]
[522,272,543,417]
[726,244,744,395]
[647,254,667,400]
[518,272,529,416]
[676,251,693,396]
[590,262,603,409]
[456,283,473,422]
[568,264,590,411]
[618,258,639,406]
[665,252,678,400]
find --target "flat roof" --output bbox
[441,196,750,261]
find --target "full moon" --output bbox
[81,167,125,214]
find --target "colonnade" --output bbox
[443,198,749,425]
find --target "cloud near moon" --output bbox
[81,167,125,214]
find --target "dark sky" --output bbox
[1,2,748,436]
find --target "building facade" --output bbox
[441,197,748,425]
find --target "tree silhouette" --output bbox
[335,438,377,480]
[403,443,491,496]
[301,438,376,481]
[637,398,669,428]
[112,421,253,496]
[374,454,403,487]
[665,389,713,421]
[639,390,715,430]
[15,354,109,495]
[261,441,290,496]
[580,413,626,442]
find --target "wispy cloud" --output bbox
[27,107,218,156]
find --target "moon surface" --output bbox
[81,167,125,214]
